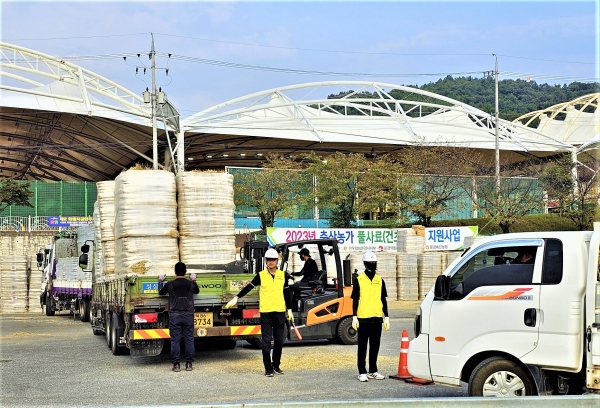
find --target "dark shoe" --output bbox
[171,363,180,372]
[273,367,284,375]
[265,371,275,377]
[185,362,193,371]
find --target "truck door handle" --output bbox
[524,308,536,327]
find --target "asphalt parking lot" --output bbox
[0,301,468,407]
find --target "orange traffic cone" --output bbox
[389,329,413,380]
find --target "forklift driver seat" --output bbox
[307,270,327,294]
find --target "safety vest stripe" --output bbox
[132,329,170,340]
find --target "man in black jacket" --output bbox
[290,248,320,291]
[158,262,199,372]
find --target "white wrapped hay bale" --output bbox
[376,252,396,300]
[28,257,41,313]
[114,170,178,239]
[97,182,116,275]
[115,236,179,276]
[113,169,178,276]
[396,253,418,300]
[417,252,444,300]
[97,181,116,242]
[176,171,235,267]
[0,255,29,313]
[397,228,425,253]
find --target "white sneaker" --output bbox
[358,374,369,382]
[367,372,385,380]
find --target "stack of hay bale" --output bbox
[376,252,397,300]
[0,255,29,312]
[114,169,178,277]
[417,252,444,300]
[27,257,40,313]
[396,253,418,300]
[176,171,236,268]
[97,180,115,276]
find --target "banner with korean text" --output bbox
[424,226,478,251]
[267,227,399,252]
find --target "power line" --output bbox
[154,33,491,58]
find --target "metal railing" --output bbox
[0,216,59,232]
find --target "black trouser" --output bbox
[260,311,286,372]
[357,319,382,374]
[169,313,194,364]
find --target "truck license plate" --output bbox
[194,312,213,327]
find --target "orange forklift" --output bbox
[272,238,358,345]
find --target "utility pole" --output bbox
[150,34,158,170]
[493,54,500,194]
[140,33,179,171]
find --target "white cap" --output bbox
[265,248,279,259]
[362,251,377,262]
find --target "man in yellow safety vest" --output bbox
[351,251,390,382]
[225,248,293,377]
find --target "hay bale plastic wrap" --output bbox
[417,252,444,300]
[396,253,418,301]
[114,170,178,276]
[0,255,29,313]
[176,172,236,267]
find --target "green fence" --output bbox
[2,181,97,217]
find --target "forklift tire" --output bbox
[337,317,358,345]
[45,295,55,317]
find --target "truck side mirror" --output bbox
[79,253,89,270]
[434,275,450,300]
[36,253,43,267]
[81,244,90,254]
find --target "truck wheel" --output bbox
[110,312,127,356]
[45,295,55,317]
[337,317,358,345]
[105,313,112,349]
[468,357,536,397]
[79,299,91,322]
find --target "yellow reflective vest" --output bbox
[356,273,383,319]
[259,269,286,313]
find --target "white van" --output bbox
[408,229,600,396]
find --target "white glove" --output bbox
[352,316,359,330]
[158,274,166,282]
[225,296,238,309]
[287,309,294,322]
[383,316,390,332]
[288,279,295,285]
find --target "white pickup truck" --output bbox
[408,228,600,396]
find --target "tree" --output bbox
[392,145,468,227]
[301,152,366,228]
[460,154,545,233]
[539,154,599,230]
[233,155,303,235]
[0,179,34,214]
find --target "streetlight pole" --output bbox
[493,54,500,194]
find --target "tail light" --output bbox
[242,309,260,319]
[133,313,158,323]
[414,308,422,338]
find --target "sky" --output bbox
[1,0,598,118]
